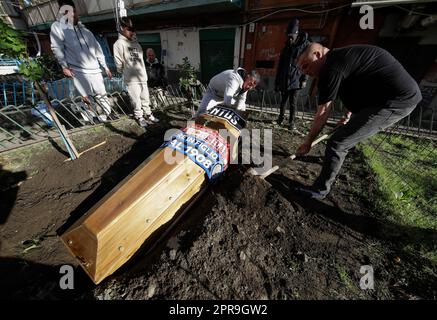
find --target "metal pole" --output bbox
[0,124,20,141]
[34,81,79,159]
[22,81,26,105]
[31,81,35,104]
[261,90,265,111]
[0,110,37,138]
[3,83,7,106]
[112,92,129,116]
[53,99,85,126]
[13,82,17,106]
[266,90,273,111]
[71,97,97,125]
[62,79,66,99]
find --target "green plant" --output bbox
[336,265,355,289]
[176,57,201,100]
[33,54,64,81]
[0,20,63,81]
[0,19,27,59]
[0,18,48,81]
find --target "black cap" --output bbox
[120,18,135,31]
[287,18,299,36]
[58,0,75,8]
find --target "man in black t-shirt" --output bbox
[294,43,421,199]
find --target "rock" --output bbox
[276,226,285,234]
[167,236,179,250]
[169,249,177,261]
[102,288,113,300]
[296,251,310,262]
[180,257,188,269]
[240,251,247,261]
[147,281,157,298]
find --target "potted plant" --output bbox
[177,57,202,102]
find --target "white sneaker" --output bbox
[80,111,92,123]
[147,114,159,123]
[137,118,148,128]
[97,115,108,123]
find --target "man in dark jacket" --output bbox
[145,48,167,88]
[145,48,168,109]
[275,18,310,130]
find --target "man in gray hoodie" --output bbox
[113,19,159,128]
[50,0,112,122]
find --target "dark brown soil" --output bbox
[1,105,436,300]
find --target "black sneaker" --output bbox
[148,114,160,123]
[287,123,297,131]
[273,117,284,125]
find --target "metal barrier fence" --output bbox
[1,80,436,153]
[0,77,126,106]
[245,90,437,138]
[0,81,189,153]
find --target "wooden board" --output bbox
[60,108,244,284]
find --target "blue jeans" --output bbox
[313,100,417,194]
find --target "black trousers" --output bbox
[313,100,417,194]
[278,89,299,125]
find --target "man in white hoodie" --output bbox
[50,0,112,122]
[195,68,260,117]
[113,19,159,128]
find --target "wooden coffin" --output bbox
[60,106,246,284]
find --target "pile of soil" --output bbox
[0,106,436,300]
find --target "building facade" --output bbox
[16,0,437,88]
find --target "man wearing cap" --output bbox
[145,48,168,109]
[195,68,260,117]
[294,43,422,199]
[113,18,159,127]
[274,18,311,130]
[50,0,113,122]
[145,48,168,89]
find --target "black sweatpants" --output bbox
[278,89,299,125]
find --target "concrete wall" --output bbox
[160,28,201,72]
[159,28,201,84]
[243,14,341,90]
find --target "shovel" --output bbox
[248,127,338,180]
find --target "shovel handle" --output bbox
[256,132,333,179]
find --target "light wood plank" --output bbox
[61,111,244,284]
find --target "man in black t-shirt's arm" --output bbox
[294,43,422,200]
